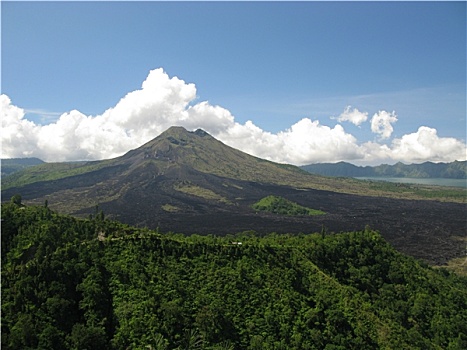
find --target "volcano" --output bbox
[2,126,466,264]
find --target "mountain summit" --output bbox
[118,126,306,185]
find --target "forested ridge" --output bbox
[2,202,467,349]
[301,161,467,179]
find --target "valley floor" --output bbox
[100,183,466,266]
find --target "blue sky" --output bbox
[1,1,466,165]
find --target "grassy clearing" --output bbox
[174,182,231,204]
[434,257,467,277]
[161,204,181,212]
[433,237,467,277]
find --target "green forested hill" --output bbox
[2,203,467,349]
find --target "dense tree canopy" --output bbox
[2,203,466,349]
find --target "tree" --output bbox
[67,323,107,350]
[10,194,22,206]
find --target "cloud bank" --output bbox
[2,68,466,165]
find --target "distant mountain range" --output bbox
[301,161,467,179]
[4,156,465,180]
[1,126,466,264]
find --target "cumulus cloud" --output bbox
[214,118,364,165]
[1,68,466,166]
[390,126,467,163]
[333,106,368,126]
[370,110,398,139]
[1,95,40,158]
[2,69,198,161]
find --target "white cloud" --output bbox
[186,102,235,134]
[333,106,368,126]
[390,126,467,163]
[370,110,398,139]
[355,127,467,165]
[1,95,40,158]
[215,118,363,165]
[1,68,466,166]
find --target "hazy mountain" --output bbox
[301,161,467,178]
[1,157,45,176]
[1,126,465,265]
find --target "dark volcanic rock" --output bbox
[81,176,466,265]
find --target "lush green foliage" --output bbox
[2,203,467,349]
[252,195,325,216]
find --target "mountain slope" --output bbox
[120,127,307,182]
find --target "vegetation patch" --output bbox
[435,257,467,277]
[434,236,467,276]
[252,195,325,216]
[161,204,181,212]
[174,182,230,204]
